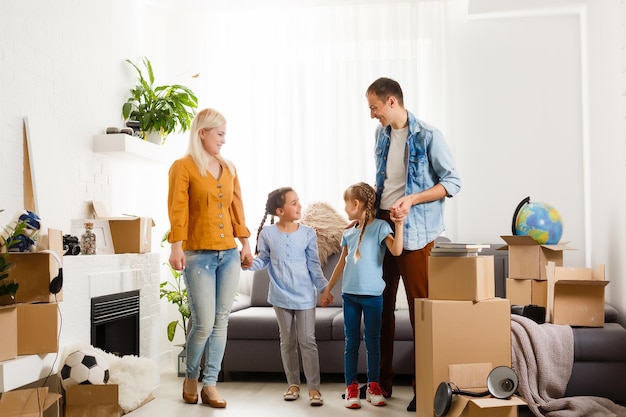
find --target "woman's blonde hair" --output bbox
[187,108,234,176]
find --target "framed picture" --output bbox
[70,219,115,255]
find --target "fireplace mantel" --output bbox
[0,252,161,392]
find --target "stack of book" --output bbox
[430,242,491,256]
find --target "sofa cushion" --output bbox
[228,307,278,339]
[572,322,626,362]
[228,306,343,341]
[605,303,619,323]
[314,307,343,341]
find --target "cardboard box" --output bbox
[17,374,63,417]
[17,303,58,355]
[429,256,495,301]
[415,298,512,417]
[106,217,154,254]
[65,384,122,417]
[499,236,573,279]
[0,305,17,361]
[547,262,608,327]
[4,252,63,303]
[506,278,547,308]
[0,387,61,417]
[445,396,527,417]
[442,363,526,417]
[92,201,154,254]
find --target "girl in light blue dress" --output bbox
[320,182,403,409]
[247,187,330,406]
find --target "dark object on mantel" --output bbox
[124,120,144,138]
[63,234,80,256]
[125,120,141,131]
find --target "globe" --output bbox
[513,198,563,245]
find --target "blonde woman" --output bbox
[167,108,252,408]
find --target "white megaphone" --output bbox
[434,366,518,417]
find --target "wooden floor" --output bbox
[125,359,535,417]
[126,360,416,416]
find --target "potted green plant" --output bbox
[121,57,198,145]
[160,262,190,342]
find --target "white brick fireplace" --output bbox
[0,253,161,391]
[59,253,161,362]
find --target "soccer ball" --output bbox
[60,350,110,390]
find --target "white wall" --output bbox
[448,0,626,318]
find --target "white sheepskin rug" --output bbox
[301,202,348,266]
[60,343,157,414]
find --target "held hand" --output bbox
[240,252,253,269]
[320,291,332,308]
[390,196,412,221]
[389,211,404,225]
[240,243,253,268]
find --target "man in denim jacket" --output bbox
[366,77,462,411]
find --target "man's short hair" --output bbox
[366,77,404,107]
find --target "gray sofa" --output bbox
[223,252,415,378]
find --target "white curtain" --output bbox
[198,0,451,237]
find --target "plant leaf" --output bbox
[167,320,178,342]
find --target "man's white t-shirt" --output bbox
[380,126,407,210]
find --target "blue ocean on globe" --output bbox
[515,201,563,245]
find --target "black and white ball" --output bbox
[60,350,110,390]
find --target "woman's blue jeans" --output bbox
[183,248,240,386]
[342,293,383,386]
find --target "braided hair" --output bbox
[344,182,377,260]
[254,187,295,255]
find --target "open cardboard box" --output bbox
[5,252,63,303]
[0,229,63,305]
[429,255,495,301]
[91,201,154,254]
[446,395,527,417]
[0,387,61,417]
[546,262,608,327]
[441,363,526,417]
[499,236,573,279]
[65,384,122,417]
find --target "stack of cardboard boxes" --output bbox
[0,229,127,417]
[415,245,525,417]
[501,235,608,327]
[0,230,64,416]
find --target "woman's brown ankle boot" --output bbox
[182,377,198,404]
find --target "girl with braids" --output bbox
[246,187,330,406]
[320,182,403,409]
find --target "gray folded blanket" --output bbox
[511,314,626,417]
